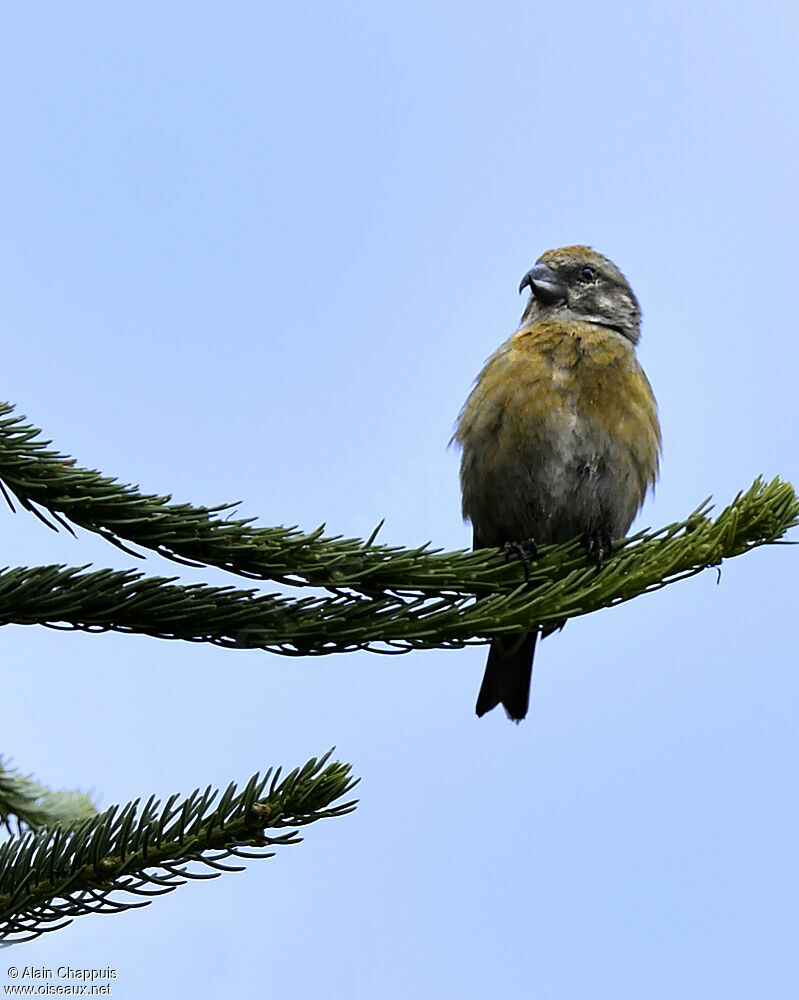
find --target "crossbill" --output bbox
[453,246,660,722]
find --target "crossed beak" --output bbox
[518,264,567,305]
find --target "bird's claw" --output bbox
[503,538,538,583]
[583,529,612,570]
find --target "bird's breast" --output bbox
[455,319,660,547]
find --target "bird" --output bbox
[453,246,661,721]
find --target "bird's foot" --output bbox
[503,538,538,583]
[583,529,612,570]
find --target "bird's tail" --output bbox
[475,631,538,722]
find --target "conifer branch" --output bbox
[0,478,794,654]
[0,403,795,607]
[0,401,447,591]
[0,751,357,944]
[0,759,97,834]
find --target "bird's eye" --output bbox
[579,265,596,282]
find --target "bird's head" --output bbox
[518,246,641,344]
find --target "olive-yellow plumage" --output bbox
[454,247,660,721]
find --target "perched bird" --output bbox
[453,246,660,721]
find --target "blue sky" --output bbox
[1,2,798,997]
